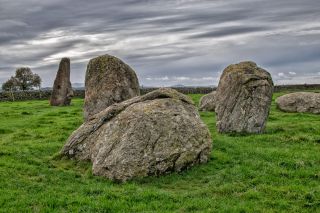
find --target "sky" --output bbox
[0,0,320,87]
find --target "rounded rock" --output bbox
[276,92,320,114]
[61,88,212,182]
[199,91,216,112]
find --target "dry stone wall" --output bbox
[0,84,319,102]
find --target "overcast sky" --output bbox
[0,0,320,87]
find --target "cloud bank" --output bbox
[0,0,319,87]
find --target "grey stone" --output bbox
[215,61,273,133]
[84,54,140,121]
[199,91,216,112]
[50,58,73,106]
[61,88,212,182]
[276,92,320,114]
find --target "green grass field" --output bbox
[0,92,319,212]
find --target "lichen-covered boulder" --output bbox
[50,58,73,106]
[276,92,320,114]
[215,61,273,133]
[84,54,140,121]
[61,88,212,182]
[199,91,216,112]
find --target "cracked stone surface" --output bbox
[61,88,212,182]
[84,54,140,121]
[276,92,320,114]
[50,58,74,106]
[215,61,274,133]
[199,91,216,112]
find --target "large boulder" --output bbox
[276,92,320,114]
[84,55,140,120]
[61,88,212,182]
[215,61,273,133]
[50,58,73,106]
[199,91,216,112]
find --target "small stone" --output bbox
[199,91,216,112]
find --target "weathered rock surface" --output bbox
[61,88,212,182]
[199,91,216,112]
[276,92,320,114]
[50,58,73,106]
[84,55,140,120]
[215,61,274,133]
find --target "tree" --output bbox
[15,67,36,91]
[32,74,42,90]
[33,73,42,98]
[2,76,20,101]
[2,76,19,91]
[2,67,42,91]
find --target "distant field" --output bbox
[0,92,319,212]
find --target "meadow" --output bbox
[0,91,319,212]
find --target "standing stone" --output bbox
[276,92,320,114]
[84,54,140,120]
[199,91,216,112]
[61,88,212,182]
[215,61,273,133]
[50,58,73,106]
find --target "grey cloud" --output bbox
[188,26,270,39]
[0,0,319,87]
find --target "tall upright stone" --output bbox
[84,54,140,120]
[215,61,273,133]
[50,58,73,106]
